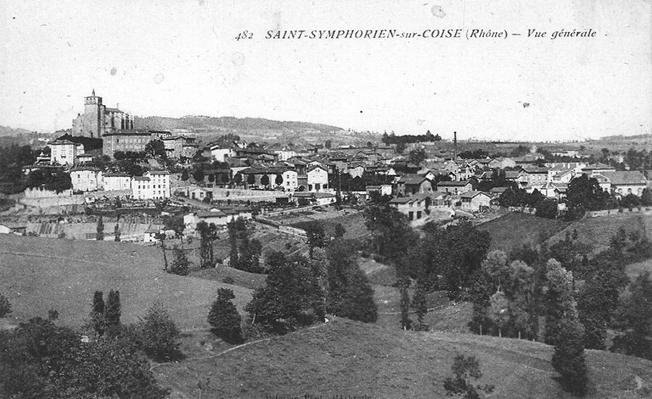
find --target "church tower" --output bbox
[72,89,106,137]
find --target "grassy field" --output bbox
[478,213,570,252]
[546,213,651,254]
[153,317,652,399]
[0,234,252,329]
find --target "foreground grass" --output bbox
[153,317,652,399]
[0,234,252,329]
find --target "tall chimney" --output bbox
[453,131,457,160]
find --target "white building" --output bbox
[49,139,84,166]
[70,166,103,192]
[281,169,299,191]
[274,149,297,161]
[103,172,132,191]
[131,170,170,200]
[306,165,329,192]
[210,146,236,162]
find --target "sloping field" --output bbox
[478,213,571,252]
[153,317,652,399]
[546,213,651,254]
[0,234,252,329]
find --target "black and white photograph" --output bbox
[0,0,651,398]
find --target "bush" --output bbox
[138,302,181,361]
[170,247,190,276]
[222,276,235,284]
[208,288,243,344]
[0,293,11,317]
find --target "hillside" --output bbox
[153,317,652,399]
[0,234,252,329]
[545,213,651,254]
[134,115,343,135]
[478,213,570,252]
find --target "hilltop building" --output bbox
[72,90,133,138]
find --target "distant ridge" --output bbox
[133,115,343,134]
[0,125,32,137]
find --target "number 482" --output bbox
[235,30,253,41]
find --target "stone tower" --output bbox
[72,89,106,138]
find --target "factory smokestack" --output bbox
[453,131,457,160]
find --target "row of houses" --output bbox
[70,167,171,200]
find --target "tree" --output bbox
[399,278,412,330]
[542,259,577,346]
[535,198,558,219]
[170,247,190,276]
[275,174,283,186]
[611,272,652,360]
[234,173,243,185]
[181,169,189,181]
[208,288,243,344]
[246,173,255,186]
[192,166,204,182]
[247,252,325,334]
[363,205,418,263]
[325,240,377,323]
[396,141,406,154]
[412,281,428,330]
[0,293,11,318]
[197,221,217,268]
[114,223,121,242]
[551,317,588,396]
[138,302,180,360]
[334,222,346,238]
[0,317,169,398]
[443,354,495,399]
[90,290,105,337]
[408,148,426,165]
[105,290,121,336]
[260,174,270,187]
[96,215,104,240]
[305,221,325,258]
[145,139,166,158]
[566,174,610,218]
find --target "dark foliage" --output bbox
[208,288,244,344]
[246,252,325,334]
[552,317,589,397]
[443,354,495,399]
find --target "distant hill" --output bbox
[134,115,343,135]
[0,125,32,137]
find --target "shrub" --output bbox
[222,276,235,284]
[552,317,588,396]
[0,293,11,318]
[208,288,243,344]
[170,247,190,276]
[138,302,181,360]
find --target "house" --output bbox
[103,172,131,191]
[49,139,84,166]
[189,187,211,201]
[488,157,516,169]
[210,145,236,162]
[131,170,170,200]
[389,195,429,221]
[346,164,365,179]
[597,171,648,197]
[460,191,492,211]
[292,191,337,206]
[306,165,329,192]
[436,180,472,195]
[281,169,299,191]
[489,186,510,197]
[582,163,616,176]
[184,210,230,231]
[366,184,393,197]
[70,166,102,192]
[397,174,433,196]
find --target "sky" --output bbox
[0,0,650,141]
